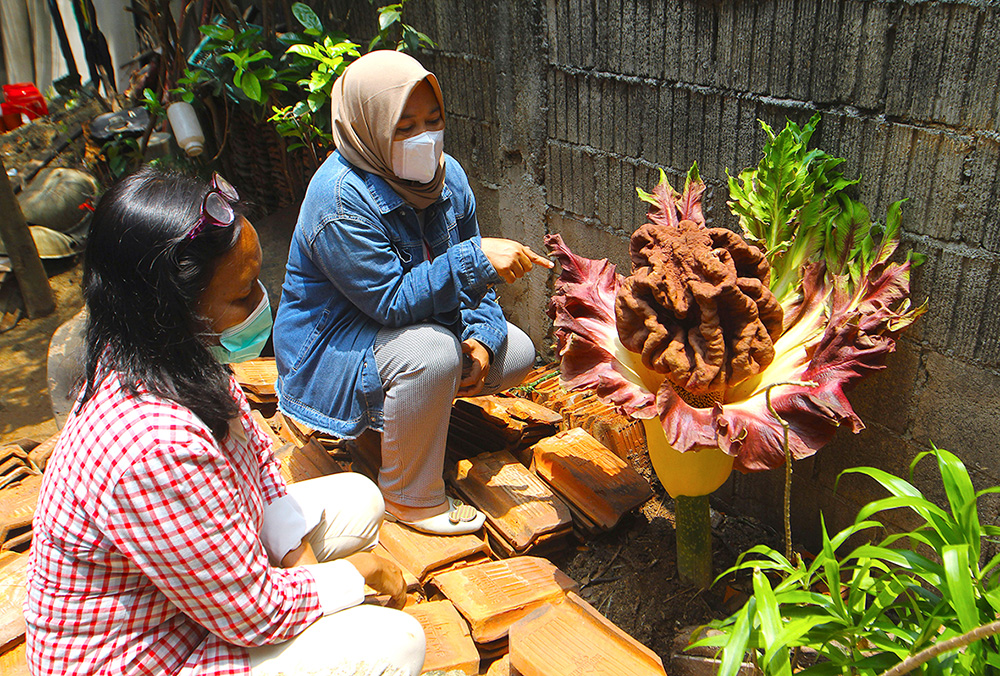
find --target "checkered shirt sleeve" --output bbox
[105,430,323,647]
[25,374,331,675]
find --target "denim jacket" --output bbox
[273,150,506,437]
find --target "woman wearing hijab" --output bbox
[274,50,552,535]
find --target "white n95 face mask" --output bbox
[392,129,444,183]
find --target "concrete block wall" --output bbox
[340,0,1000,549]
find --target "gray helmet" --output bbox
[18,167,98,234]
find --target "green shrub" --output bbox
[693,447,1000,675]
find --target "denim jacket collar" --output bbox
[358,158,453,215]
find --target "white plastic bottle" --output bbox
[166,102,205,157]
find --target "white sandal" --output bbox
[385,496,486,536]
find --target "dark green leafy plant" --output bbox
[102,137,143,179]
[369,0,434,52]
[691,447,1000,675]
[188,22,288,111]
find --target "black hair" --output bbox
[79,165,245,440]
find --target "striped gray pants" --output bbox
[372,322,535,507]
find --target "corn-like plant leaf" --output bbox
[719,599,754,676]
[926,447,980,552]
[753,570,792,675]
[942,545,978,632]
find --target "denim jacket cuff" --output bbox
[455,240,503,291]
[464,323,505,357]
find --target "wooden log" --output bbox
[0,155,54,318]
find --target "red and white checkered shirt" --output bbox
[25,372,324,675]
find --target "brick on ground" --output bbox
[0,642,28,676]
[448,450,573,558]
[428,556,578,645]
[378,521,490,581]
[0,445,38,491]
[0,476,41,553]
[483,655,517,676]
[272,438,343,484]
[531,427,652,534]
[0,551,27,653]
[231,357,278,405]
[508,592,666,676]
[446,395,561,463]
[26,433,59,473]
[510,364,646,461]
[404,600,480,676]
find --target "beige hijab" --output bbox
[330,50,446,209]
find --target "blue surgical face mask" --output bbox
[208,281,272,364]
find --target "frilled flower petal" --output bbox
[545,234,657,418]
[546,235,925,478]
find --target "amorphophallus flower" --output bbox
[545,116,926,587]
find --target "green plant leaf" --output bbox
[245,49,273,64]
[241,71,262,102]
[220,51,244,67]
[942,545,978,632]
[286,43,323,60]
[753,570,792,675]
[379,7,402,30]
[199,24,234,41]
[719,599,754,676]
[402,25,420,52]
[307,91,325,112]
[292,2,322,32]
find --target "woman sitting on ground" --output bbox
[24,167,424,676]
[274,50,552,536]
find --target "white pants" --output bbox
[247,473,425,675]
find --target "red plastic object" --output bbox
[2,83,48,121]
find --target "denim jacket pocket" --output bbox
[290,307,331,373]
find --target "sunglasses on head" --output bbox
[185,173,240,241]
